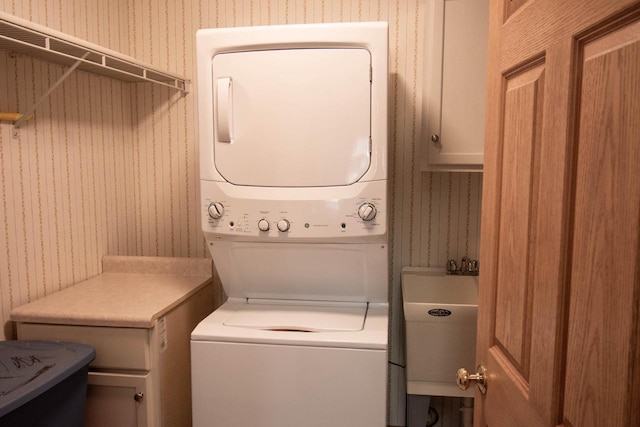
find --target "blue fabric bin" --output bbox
[0,340,95,427]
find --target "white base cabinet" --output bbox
[15,284,214,427]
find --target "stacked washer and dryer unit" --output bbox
[191,22,389,426]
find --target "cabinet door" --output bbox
[85,372,152,427]
[422,0,489,171]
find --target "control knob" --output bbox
[358,203,377,222]
[277,219,290,232]
[258,219,270,232]
[207,202,224,219]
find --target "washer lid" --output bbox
[211,48,372,187]
[223,301,367,332]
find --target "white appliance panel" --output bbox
[212,48,371,187]
[201,179,387,243]
[210,242,388,303]
[191,341,387,427]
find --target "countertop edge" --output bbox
[10,276,214,329]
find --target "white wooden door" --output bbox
[476,0,640,425]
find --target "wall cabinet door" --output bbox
[422,0,489,171]
[85,372,152,427]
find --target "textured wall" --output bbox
[0,1,482,424]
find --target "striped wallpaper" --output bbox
[0,1,482,424]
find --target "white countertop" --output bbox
[10,256,213,328]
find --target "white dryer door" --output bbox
[211,48,371,187]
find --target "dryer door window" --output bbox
[211,48,371,187]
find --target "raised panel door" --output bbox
[477,0,640,425]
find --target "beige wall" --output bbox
[0,1,481,422]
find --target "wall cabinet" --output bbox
[421,0,490,171]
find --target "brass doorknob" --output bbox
[457,365,487,394]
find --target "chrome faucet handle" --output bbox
[447,259,458,274]
[460,256,470,272]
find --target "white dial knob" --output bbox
[277,219,290,232]
[258,219,270,232]
[207,202,224,219]
[358,203,377,222]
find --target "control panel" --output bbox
[200,179,387,243]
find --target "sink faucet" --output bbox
[447,256,479,276]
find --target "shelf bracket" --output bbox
[14,51,90,129]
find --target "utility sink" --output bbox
[401,268,478,398]
[402,270,478,312]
